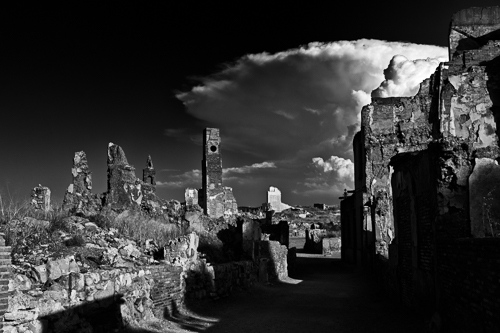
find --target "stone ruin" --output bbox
[341,6,500,331]
[62,151,102,217]
[184,188,198,206]
[30,184,50,212]
[62,143,168,217]
[200,128,238,218]
[142,155,156,186]
[264,186,290,212]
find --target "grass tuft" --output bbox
[107,210,184,247]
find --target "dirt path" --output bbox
[159,254,427,333]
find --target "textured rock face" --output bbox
[62,151,102,217]
[222,187,238,217]
[30,185,51,212]
[105,143,141,210]
[201,128,238,218]
[358,81,435,256]
[105,144,165,216]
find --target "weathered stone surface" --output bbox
[105,143,142,210]
[201,128,238,218]
[30,184,51,212]
[104,143,167,216]
[142,155,156,186]
[344,7,500,332]
[469,158,500,237]
[449,7,500,60]
[62,151,102,217]
[184,188,198,206]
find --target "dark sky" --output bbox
[1,2,499,206]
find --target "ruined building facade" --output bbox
[342,6,500,332]
[200,128,238,218]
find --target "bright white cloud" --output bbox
[312,156,354,180]
[372,55,444,97]
[223,161,276,175]
[176,39,448,204]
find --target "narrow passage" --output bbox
[174,255,427,333]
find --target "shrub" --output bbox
[0,195,72,253]
[64,233,86,247]
[106,210,185,247]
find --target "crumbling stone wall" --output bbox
[142,155,156,186]
[184,260,256,300]
[201,128,238,218]
[348,6,500,331]
[103,143,167,216]
[105,143,144,211]
[4,256,185,333]
[354,6,500,259]
[62,151,102,217]
[184,188,198,206]
[30,185,50,212]
[358,80,436,257]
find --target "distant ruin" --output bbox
[265,186,290,212]
[142,155,156,185]
[184,187,198,206]
[200,128,238,218]
[30,184,51,212]
[342,6,500,332]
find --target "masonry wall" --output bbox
[0,235,11,333]
[148,265,184,317]
[3,263,184,333]
[184,261,257,300]
[437,238,500,332]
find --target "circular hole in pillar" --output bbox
[210,145,217,152]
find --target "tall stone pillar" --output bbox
[202,128,224,217]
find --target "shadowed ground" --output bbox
[175,253,427,333]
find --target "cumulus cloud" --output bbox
[176,39,448,203]
[312,156,354,180]
[372,55,445,97]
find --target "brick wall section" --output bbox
[184,261,256,300]
[0,234,12,333]
[437,238,500,333]
[147,265,184,317]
